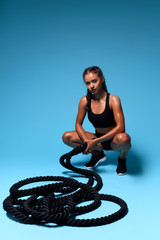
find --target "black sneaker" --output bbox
[116,157,127,175]
[85,151,107,169]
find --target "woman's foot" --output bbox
[116,157,127,175]
[85,151,107,169]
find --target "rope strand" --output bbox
[3,143,128,227]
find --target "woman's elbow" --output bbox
[117,124,125,133]
[75,123,81,131]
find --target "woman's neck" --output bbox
[93,90,107,101]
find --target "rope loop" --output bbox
[3,142,128,227]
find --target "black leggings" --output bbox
[95,131,113,151]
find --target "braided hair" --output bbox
[83,66,108,110]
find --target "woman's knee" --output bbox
[62,131,81,146]
[113,133,131,149]
[62,131,72,144]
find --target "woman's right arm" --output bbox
[75,96,88,142]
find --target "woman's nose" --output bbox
[90,83,94,88]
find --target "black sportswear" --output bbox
[87,93,116,128]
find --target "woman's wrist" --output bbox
[83,138,89,142]
[93,138,98,146]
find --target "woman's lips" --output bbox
[91,89,96,93]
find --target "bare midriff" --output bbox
[95,126,116,134]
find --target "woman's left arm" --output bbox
[95,95,125,144]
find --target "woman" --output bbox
[62,66,131,175]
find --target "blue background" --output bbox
[0,0,160,239]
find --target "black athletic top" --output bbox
[87,93,116,128]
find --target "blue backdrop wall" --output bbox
[0,0,160,239]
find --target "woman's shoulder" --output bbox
[79,95,87,103]
[109,93,121,102]
[79,96,87,107]
[109,93,121,108]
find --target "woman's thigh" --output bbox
[63,130,98,142]
[62,130,103,149]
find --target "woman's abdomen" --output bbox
[95,126,116,134]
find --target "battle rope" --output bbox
[3,143,128,227]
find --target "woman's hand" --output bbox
[83,139,97,154]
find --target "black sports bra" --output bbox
[87,93,116,128]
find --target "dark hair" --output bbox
[83,66,108,110]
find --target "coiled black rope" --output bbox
[3,143,128,227]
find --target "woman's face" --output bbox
[84,72,103,94]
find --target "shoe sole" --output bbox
[116,171,127,176]
[85,156,107,169]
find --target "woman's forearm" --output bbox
[75,123,88,142]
